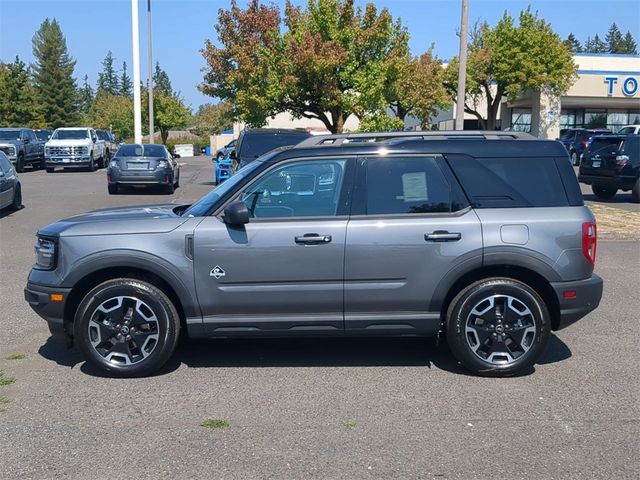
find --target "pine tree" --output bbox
[583,36,593,52]
[31,18,80,128]
[78,74,95,115]
[620,31,638,54]
[564,33,582,53]
[605,23,624,53]
[0,57,44,127]
[97,51,120,96]
[120,61,133,96]
[591,34,608,53]
[153,62,173,95]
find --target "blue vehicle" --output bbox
[559,128,611,165]
[214,155,233,184]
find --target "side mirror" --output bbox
[222,201,250,225]
[229,150,237,160]
[172,153,181,159]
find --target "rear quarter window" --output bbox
[447,155,569,208]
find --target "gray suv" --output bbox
[25,131,603,377]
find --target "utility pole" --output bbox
[455,0,469,131]
[131,0,142,143]
[147,0,155,144]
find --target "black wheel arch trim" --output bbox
[61,250,201,319]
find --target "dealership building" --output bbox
[435,53,640,138]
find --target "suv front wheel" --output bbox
[446,278,550,377]
[74,278,180,377]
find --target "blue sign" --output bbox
[604,76,639,96]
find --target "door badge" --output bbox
[210,265,226,279]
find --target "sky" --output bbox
[1,0,639,111]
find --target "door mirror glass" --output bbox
[229,150,237,160]
[223,201,250,225]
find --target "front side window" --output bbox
[240,159,347,218]
[364,157,456,215]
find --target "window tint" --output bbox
[448,156,568,208]
[560,130,575,141]
[240,132,310,159]
[365,157,455,215]
[116,144,166,157]
[588,137,623,155]
[0,152,12,173]
[619,137,640,163]
[241,159,346,218]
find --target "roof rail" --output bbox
[295,130,535,147]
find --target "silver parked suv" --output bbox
[25,131,603,377]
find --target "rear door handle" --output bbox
[424,231,462,242]
[295,233,332,245]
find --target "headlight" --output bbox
[34,237,57,270]
[109,160,118,168]
[7,146,16,156]
[157,160,169,169]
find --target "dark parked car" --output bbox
[0,151,22,211]
[215,138,236,160]
[231,128,312,169]
[579,134,640,202]
[33,129,53,142]
[0,128,45,172]
[559,128,611,165]
[96,129,119,164]
[107,144,181,194]
[25,131,602,378]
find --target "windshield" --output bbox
[96,131,110,141]
[116,144,166,157]
[51,129,89,140]
[34,130,51,140]
[0,130,21,140]
[183,160,263,217]
[240,132,309,159]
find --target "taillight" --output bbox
[581,140,589,149]
[582,222,597,266]
[616,155,630,167]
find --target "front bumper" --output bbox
[550,274,603,330]
[24,282,72,341]
[46,155,91,167]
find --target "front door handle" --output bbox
[295,233,332,245]
[424,231,462,242]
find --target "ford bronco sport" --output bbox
[25,131,603,377]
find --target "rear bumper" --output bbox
[578,174,636,190]
[24,282,72,341]
[109,169,172,184]
[550,274,603,330]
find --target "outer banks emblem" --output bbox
[210,265,226,279]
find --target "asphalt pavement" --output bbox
[0,157,638,479]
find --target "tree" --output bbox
[0,57,44,127]
[152,92,190,144]
[153,62,172,95]
[31,18,80,127]
[201,0,410,133]
[444,9,577,130]
[591,34,608,53]
[77,74,95,118]
[605,23,624,53]
[120,61,133,96]
[620,31,638,54]
[192,102,234,136]
[564,33,582,53]
[96,51,120,96]
[383,50,449,129]
[90,94,135,140]
[358,112,404,132]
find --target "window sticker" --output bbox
[400,172,428,202]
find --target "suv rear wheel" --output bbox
[74,278,180,377]
[632,178,639,203]
[446,278,550,377]
[592,185,616,200]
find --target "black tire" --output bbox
[16,154,25,173]
[46,167,54,173]
[174,170,180,188]
[570,151,579,166]
[102,150,110,168]
[446,278,550,377]
[87,154,96,172]
[108,184,118,195]
[632,178,639,203]
[166,182,175,194]
[39,158,46,170]
[592,185,616,200]
[73,278,180,377]
[11,183,22,210]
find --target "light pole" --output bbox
[455,0,469,131]
[131,0,142,143]
[147,0,154,143]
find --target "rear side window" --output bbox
[447,155,569,208]
[619,137,640,163]
[588,137,623,155]
[364,157,462,215]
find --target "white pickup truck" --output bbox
[44,127,106,172]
